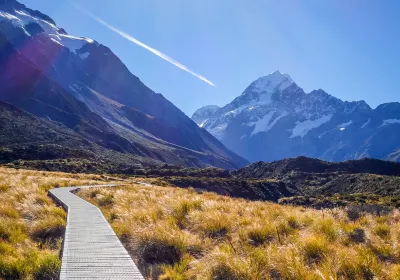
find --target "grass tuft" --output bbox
[97,193,114,207]
[374,224,390,239]
[191,245,253,280]
[30,217,65,244]
[247,224,275,246]
[159,256,191,280]
[172,199,202,228]
[302,236,329,264]
[314,217,338,241]
[192,212,231,238]
[286,215,301,229]
[337,248,380,280]
[133,227,187,265]
[0,183,10,192]
[33,254,61,280]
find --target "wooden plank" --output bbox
[49,185,144,280]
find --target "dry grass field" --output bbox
[79,183,400,280]
[2,166,400,280]
[0,167,111,280]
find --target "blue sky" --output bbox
[20,0,400,116]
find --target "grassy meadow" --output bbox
[0,167,111,280]
[2,165,400,280]
[79,183,400,280]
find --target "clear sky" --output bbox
[20,0,400,116]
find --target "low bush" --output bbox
[346,206,363,221]
[348,228,366,243]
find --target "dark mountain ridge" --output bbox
[233,156,400,178]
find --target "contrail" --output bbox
[70,2,216,87]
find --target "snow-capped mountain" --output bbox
[0,0,248,169]
[192,71,400,163]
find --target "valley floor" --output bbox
[2,167,400,279]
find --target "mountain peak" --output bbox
[269,70,290,78]
[250,70,294,94]
[265,70,293,83]
[0,0,56,25]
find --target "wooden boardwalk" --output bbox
[49,185,144,280]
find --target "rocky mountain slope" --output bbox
[191,105,220,125]
[0,100,165,172]
[192,71,400,163]
[0,0,247,169]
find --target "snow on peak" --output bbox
[251,70,294,94]
[0,9,95,55]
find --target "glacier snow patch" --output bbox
[249,112,288,136]
[290,115,332,138]
[380,119,400,127]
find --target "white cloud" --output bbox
[70,2,215,87]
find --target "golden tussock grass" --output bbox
[79,182,400,280]
[0,167,110,280]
